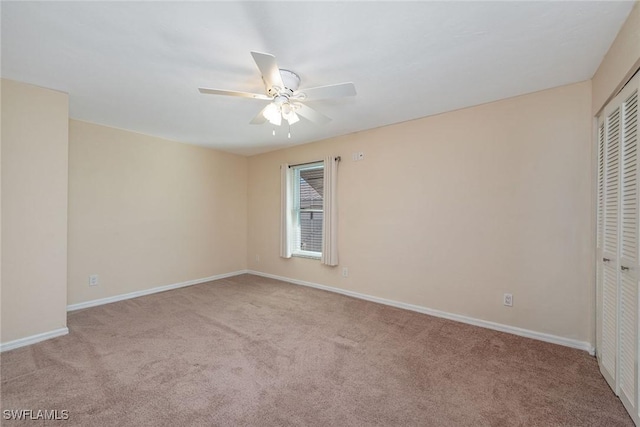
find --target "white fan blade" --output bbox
[251,51,285,92]
[296,104,331,125]
[250,105,269,124]
[297,82,356,101]
[199,87,271,100]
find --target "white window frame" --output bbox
[291,162,324,259]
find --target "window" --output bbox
[291,162,324,258]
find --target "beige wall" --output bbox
[248,81,593,343]
[1,79,69,343]
[67,120,247,305]
[592,1,640,115]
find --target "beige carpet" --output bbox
[0,274,633,426]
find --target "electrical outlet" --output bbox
[357,152,365,160]
[255,255,260,262]
[342,267,349,278]
[89,274,99,287]
[503,293,513,307]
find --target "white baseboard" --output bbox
[4,271,594,355]
[248,270,596,355]
[1,327,69,353]
[67,270,248,312]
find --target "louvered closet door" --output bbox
[597,71,640,426]
[619,87,639,417]
[597,118,605,366]
[600,103,621,391]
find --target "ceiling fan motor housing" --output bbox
[267,69,300,96]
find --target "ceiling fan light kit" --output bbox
[198,51,356,138]
[263,103,282,126]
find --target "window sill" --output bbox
[292,252,321,260]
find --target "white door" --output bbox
[618,86,639,417]
[596,117,605,366]
[596,71,640,425]
[600,103,621,392]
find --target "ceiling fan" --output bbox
[198,52,356,136]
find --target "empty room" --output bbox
[2,1,640,425]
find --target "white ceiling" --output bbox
[1,2,634,156]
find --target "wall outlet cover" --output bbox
[503,293,513,307]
